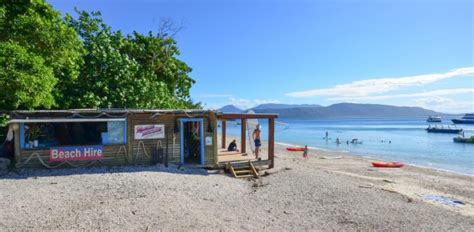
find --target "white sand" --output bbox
[0,139,473,231]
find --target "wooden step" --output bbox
[235,174,255,178]
[227,161,259,179]
[234,169,252,174]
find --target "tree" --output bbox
[0,41,56,110]
[122,31,196,108]
[0,0,84,108]
[65,10,197,109]
[0,1,197,110]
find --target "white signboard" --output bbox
[205,136,213,146]
[134,124,165,140]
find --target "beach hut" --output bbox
[5,109,277,170]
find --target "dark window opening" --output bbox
[23,121,126,149]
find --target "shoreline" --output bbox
[275,140,474,177]
[227,135,474,217]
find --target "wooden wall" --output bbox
[15,145,127,168]
[14,112,219,169]
[127,112,218,167]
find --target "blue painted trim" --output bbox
[200,119,205,165]
[179,118,205,165]
[123,119,128,145]
[180,119,184,164]
[20,123,25,149]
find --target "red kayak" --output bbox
[286,147,305,152]
[372,162,404,168]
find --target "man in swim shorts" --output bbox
[253,124,262,159]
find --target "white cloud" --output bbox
[328,88,474,101]
[204,97,281,110]
[227,97,281,110]
[413,97,474,113]
[286,67,474,98]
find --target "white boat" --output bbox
[426,115,442,123]
[452,114,474,124]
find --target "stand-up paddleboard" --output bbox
[246,110,259,154]
[372,162,404,168]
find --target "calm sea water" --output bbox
[223,118,474,175]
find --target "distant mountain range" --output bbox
[251,103,322,110]
[218,103,455,118]
[218,104,243,113]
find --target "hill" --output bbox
[246,103,450,118]
[251,103,322,110]
[218,105,243,113]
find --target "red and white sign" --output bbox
[49,146,104,162]
[134,124,165,140]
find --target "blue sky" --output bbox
[50,0,473,113]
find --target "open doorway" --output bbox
[180,118,204,165]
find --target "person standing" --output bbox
[252,124,262,159]
[303,145,309,160]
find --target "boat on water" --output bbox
[453,136,474,144]
[427,115,442,123]
[426,125,463,134]
[452,113,474,124]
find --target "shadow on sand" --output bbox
[0,163,214,179]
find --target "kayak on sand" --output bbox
[372,162,404,168]
[286,147,305,152]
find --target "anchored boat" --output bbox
[452,113,474,124]
[453,136,474,144]
[427,115,442,123]
[426,125,463,134]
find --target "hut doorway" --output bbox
[179,118,205,165]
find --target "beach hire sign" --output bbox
[134,124,165,140]
[49,146,104,162]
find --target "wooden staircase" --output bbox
[227,160,259,178]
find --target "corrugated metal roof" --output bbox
[11,109,215,114]
[7,109,219,121]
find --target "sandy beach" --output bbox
[0,137,473,231]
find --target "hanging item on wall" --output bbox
[134,124,165,140]
[205,136,213,146]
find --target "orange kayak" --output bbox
[372,162,404,168]
[286,147,305,152]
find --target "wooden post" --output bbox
[13,123,21,164]
[221,120,226,149]
[268,118,275,168]
[241,119,246,153]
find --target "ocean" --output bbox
[223,118,474,175]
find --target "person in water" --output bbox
[303,145,309,159]
[336,138,340,145]
[227,139,239,152]
[253,124,262,159]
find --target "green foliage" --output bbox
[0,0,197,112]
[0,0,84,108]
[65,10,196,109]
[0,41,56,110]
